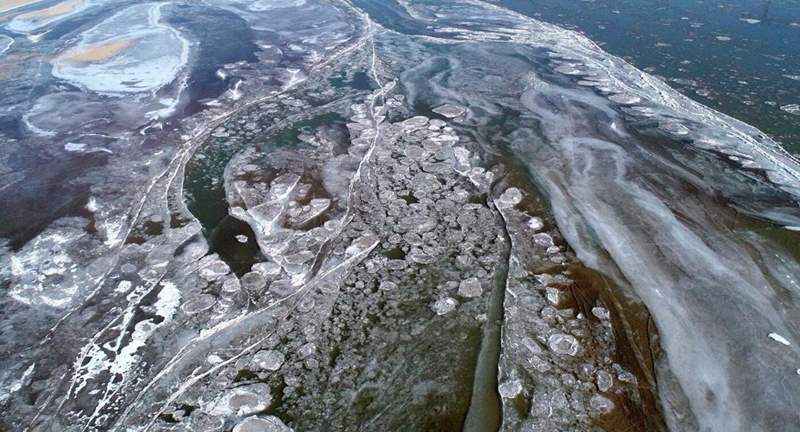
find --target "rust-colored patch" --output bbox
[16,0,80,21]
[61,39,132,63]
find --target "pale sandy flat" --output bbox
[0,0,42,13]
[18,0,80,21]
[61,39,132,63]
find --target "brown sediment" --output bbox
[491,153,668,432]
[566,265,667,432]
[16,0,81,21]
[60,39,132,63]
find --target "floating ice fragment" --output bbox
[432,104,466,118]
[236,234,249,243]
[596,370,614,392]
[458,277,483,298]
[545,287,561,305]
[401,116,429,131]
[0,35,12,57]
[252,350,285,371]
[548,333,580,356]
[299,342,316,358]
[232,416,293,432]
[589,394,614,414]
[498,379,523,398]
[209,383,272,416]
[527,217,544,231]
[379,281,397,291]
[739,18,761,24]
[780,104,800,116]
[241,271,267,292]
[180,294,216,315]
[253,261,282,277]
[496,187,523,209]
[768,332,791,346]
[432,297,458,315]
[591,306,610,320]
[608,93,642,105]
[533,233,555,248]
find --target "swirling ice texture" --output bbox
[364,2,800,430]
[0,34,12,56]
[5,0,100,35]
[514,82,800,431]
[51,2,189,95]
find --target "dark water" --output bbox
[497,0,800,154]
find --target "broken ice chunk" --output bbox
[252,262,282,278]
[458,277,483,298]
[548,333,580,356]
[768,332,791,346]
[199,260,231,281]
[533,233,555,248]
[591,306,610,320]
[180,294,216,315]
[232,415,293,432]
[527,217,544,231]
[252,350,285,372]
[401,115,429,131]
[241,271,267,292]
[208,383,272,416]
[345,233,379,257]
[589,394,614,414]
[545,287,561,305]
[432,297,458,315]
[496,187,523,209]
[498,379,523,398]
[596,370,614,392]
[432,104,466,118]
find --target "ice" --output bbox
[589,394,614,414]
[208,383,272,416]
[780,104,800,116]
[0,35,12,56]
[498,379,523,398]
[51,3,189,95]
[591,306,610,320]
[251,350,285,371]
[527,217,544,231]
[432,297,458,315]
[432,103,467,118]
[548,333,580,356]
[596,370,614,392]
[180,294,216,315]
[496,187,523,209]
[768,333,791,346]
[232,416,293,432]
[241,271,267,292]
[458,277,483,298]
[6,0,99,34]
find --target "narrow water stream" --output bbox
[463,203,511,432]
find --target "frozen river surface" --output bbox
[0,1,798,431]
